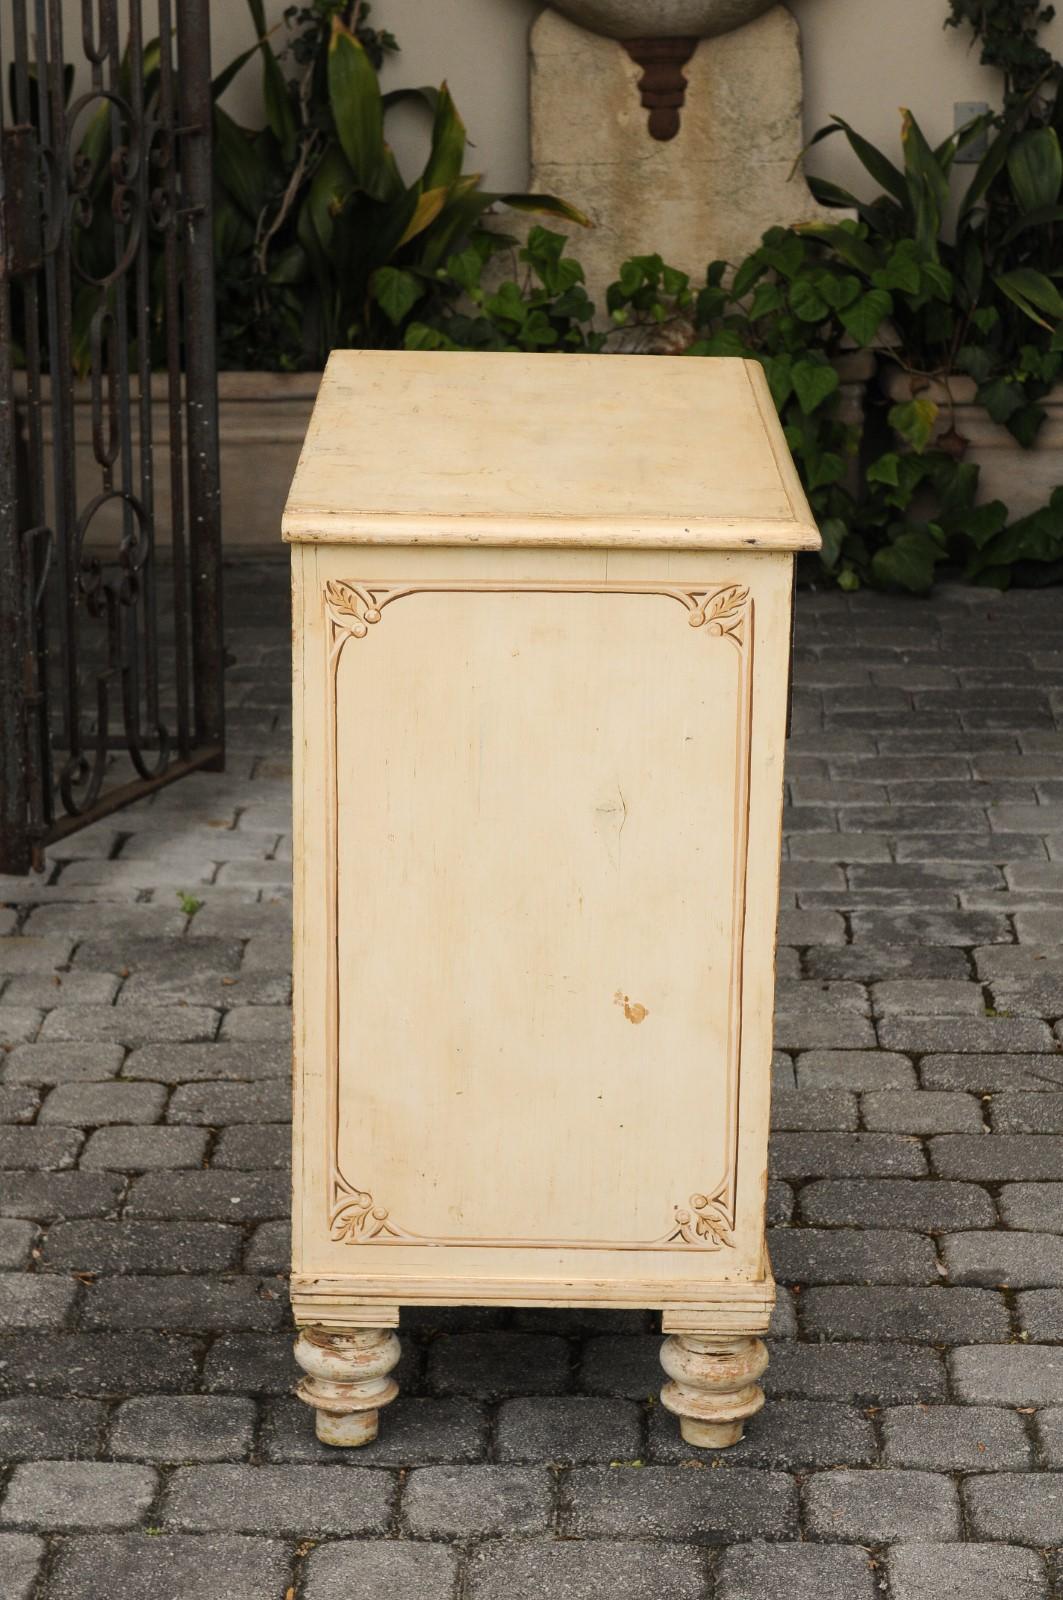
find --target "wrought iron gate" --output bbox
[0,0,223,874]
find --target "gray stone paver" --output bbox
[3,572,1062,1587]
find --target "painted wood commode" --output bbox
[285,350,819,1447]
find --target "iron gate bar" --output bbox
[0,0,225,874]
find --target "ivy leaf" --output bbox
[792,359,840,414]
[806,451,846,490]
[763,353,794,408]
[963,500,1009,550]
[867,452,900,486]
[749,280,785,319]
[839,288,892,345]
[888,397,939,453]
[818,517,848,571]
[871,530,944,592]
[977,377,1024,425]
[789,278,830,322]
[819,273,862,311]
[372,266,423,326]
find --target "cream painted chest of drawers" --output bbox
[286,350,819,1448]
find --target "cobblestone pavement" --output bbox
[2,563,1063,1599]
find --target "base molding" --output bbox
[291,1272,774,1330]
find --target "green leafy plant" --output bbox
[945,0,1060,104]
[212,0,586,367]
[405,231,696,354]
[797,105,1063,586]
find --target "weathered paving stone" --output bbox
[715,1542,877,1600]
[1036,1406,1063,1465]
[942,1230,1063,1285]
[109,1397,256,1462]
[963,1473,1063,1545]
[42,1220,242,1273]
[39,1081,167,1125]
[1,1042,125,1082]
[931,1134,1063,1180]
[0,1009,43,1046]
[73,936,244,975]
[1016,1288,1063,1338]
[0,1460,156,1529]
[122,1041,289,1082]
[244,1220,289,1271]
[0,1396,105,1460]
[81,1276,287,1331]
[201,1333,299,1396]
[45,1533,293,1600]
[871,979,986,1016]
[767,1180,794,1224]
[860,1091,983,1133]
[989,1092,1063,1132]
[766,1342,946,1403]
[0,1085,41,1122]
[0,1125,82,1168]
[210,1125,289,1169]
[650,1399,876,1468]
[496,1396,641,1463]
[0,1219,36,1268]
[797,1178,995,1231]
[579,1335,661,1399]
[164,1464,394,1535]
[0,1171,124,1220]
[798,1286,1009,1344]
[563,1465,797,1540]
[0,1332,200,1396]
[403,1464,553,1536]
[80,1125,209,1170]
[428,1333,570,1399]
[880,1017,1054,1053]
[302,1540,459,1600]
[263,1396,486,1465]
[806,946,969,981]
[794,1050,916,1090]
[768,1228,938,1285]
[802,1467,960,1542]
[0,1533,43,1600]
[850,910,1012,946]
[38,1005,220,1046]
[949,1344,1063,1405]
[0,1273,78,1327]
[999,1183,1063,1231]
[0,936,75,972]
[921,1053,1063,1091]
[166,1080,291,1125]
[882,1404,1031,1470]
[974,944,1063,980]
[770,1133,926,1179]
[770,1090,858,1130]
[887,1543,1049,1600]
[4,972,119,1007]
[464,1539,706,1600]
[124,1171,288,1221]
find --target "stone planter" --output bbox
[17,371,320,552]
[882,368,1063,519]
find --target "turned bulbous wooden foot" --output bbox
[659,1333,768,1448]
[294,1325,400,1446]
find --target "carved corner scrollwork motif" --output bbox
[669,1190,735,1250]
[329,1180,409,1244]
[322,578,752,1251]
[324,579,385,638]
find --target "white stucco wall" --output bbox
[7,1,1063,202]
[206,0,1063,198]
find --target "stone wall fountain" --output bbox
[522,0,834,302]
